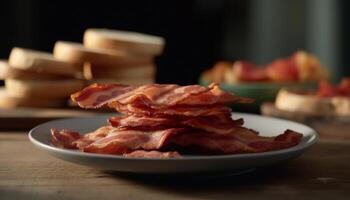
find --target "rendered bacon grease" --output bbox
[50,83,303,158]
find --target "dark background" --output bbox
[0,0,348,84]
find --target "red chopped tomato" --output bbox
[266,58,299,82]
[233,61,269,82]
[316,78,350,98]
[338,78,350,96]
[316,80,338,97]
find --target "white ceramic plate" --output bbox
[29,113,318,174]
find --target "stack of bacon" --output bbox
[50,83,303,158]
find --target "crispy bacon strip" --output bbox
[169,129,302,154]
[183,116,244,135]
[50,129,81,149]
[51,127,108,150]
[51,126,302,156]
[108,115,179,129]
[124,150,181,158]
[71,83,252,109]
[175,83,253,105]
[108,115,244,135]
[82,128,185,154]
[73,126,113,149]
[51,126,185,155]
[51,127,182,158]
[110,102,232,117]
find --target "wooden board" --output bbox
[261,102,350,141]
[1,132,350,200]
[0,107,106,130]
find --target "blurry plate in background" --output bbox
[200,78,317,113]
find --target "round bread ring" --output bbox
[0,87,67,108]
[83,29,165,56]
[5,79,85,99]
[9,47,81,77]
[54,41,154,67]
[275,88,350,116]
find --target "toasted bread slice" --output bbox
[86,63,155,79]
[5,78,85,99]
[331,96,350,116]
[87,77,154,86]
[275,88,350,116]
[0,87,67,108]
[54,41,154,67]
[0,60,9,79]
[9,47,82,77]
[1,59,77,80]
[84,29,165,55]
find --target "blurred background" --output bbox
[0,0,348,85]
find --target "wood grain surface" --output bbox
[1,133,349,200]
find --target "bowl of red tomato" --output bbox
[199,51,328,113]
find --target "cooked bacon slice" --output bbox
[71,83,252,109]
[108,114,243,135]
[51,127,111,150]
[73,126,114,149]
[183,115,244,135]
[175,83,253,105]
[124,150,181,158]
[140,105,232,117]
[51,126,185,155]
[51,125,302,156]
[51,129,81,149]
[71,83,175,109]
[82,128,184,154]
[169,129,302,154]
[108,115,179,129]
[110,102,232,117]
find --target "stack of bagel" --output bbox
[0,29,165,108]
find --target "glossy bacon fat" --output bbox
[51,126,302,156]
[108,115,244,135]
[71,83,253,110]
[169,129,302,154]
[50,83,303,158]
[51,126,185,154]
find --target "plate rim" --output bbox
[28,113,319,161]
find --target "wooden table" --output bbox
[1,132,350,200]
